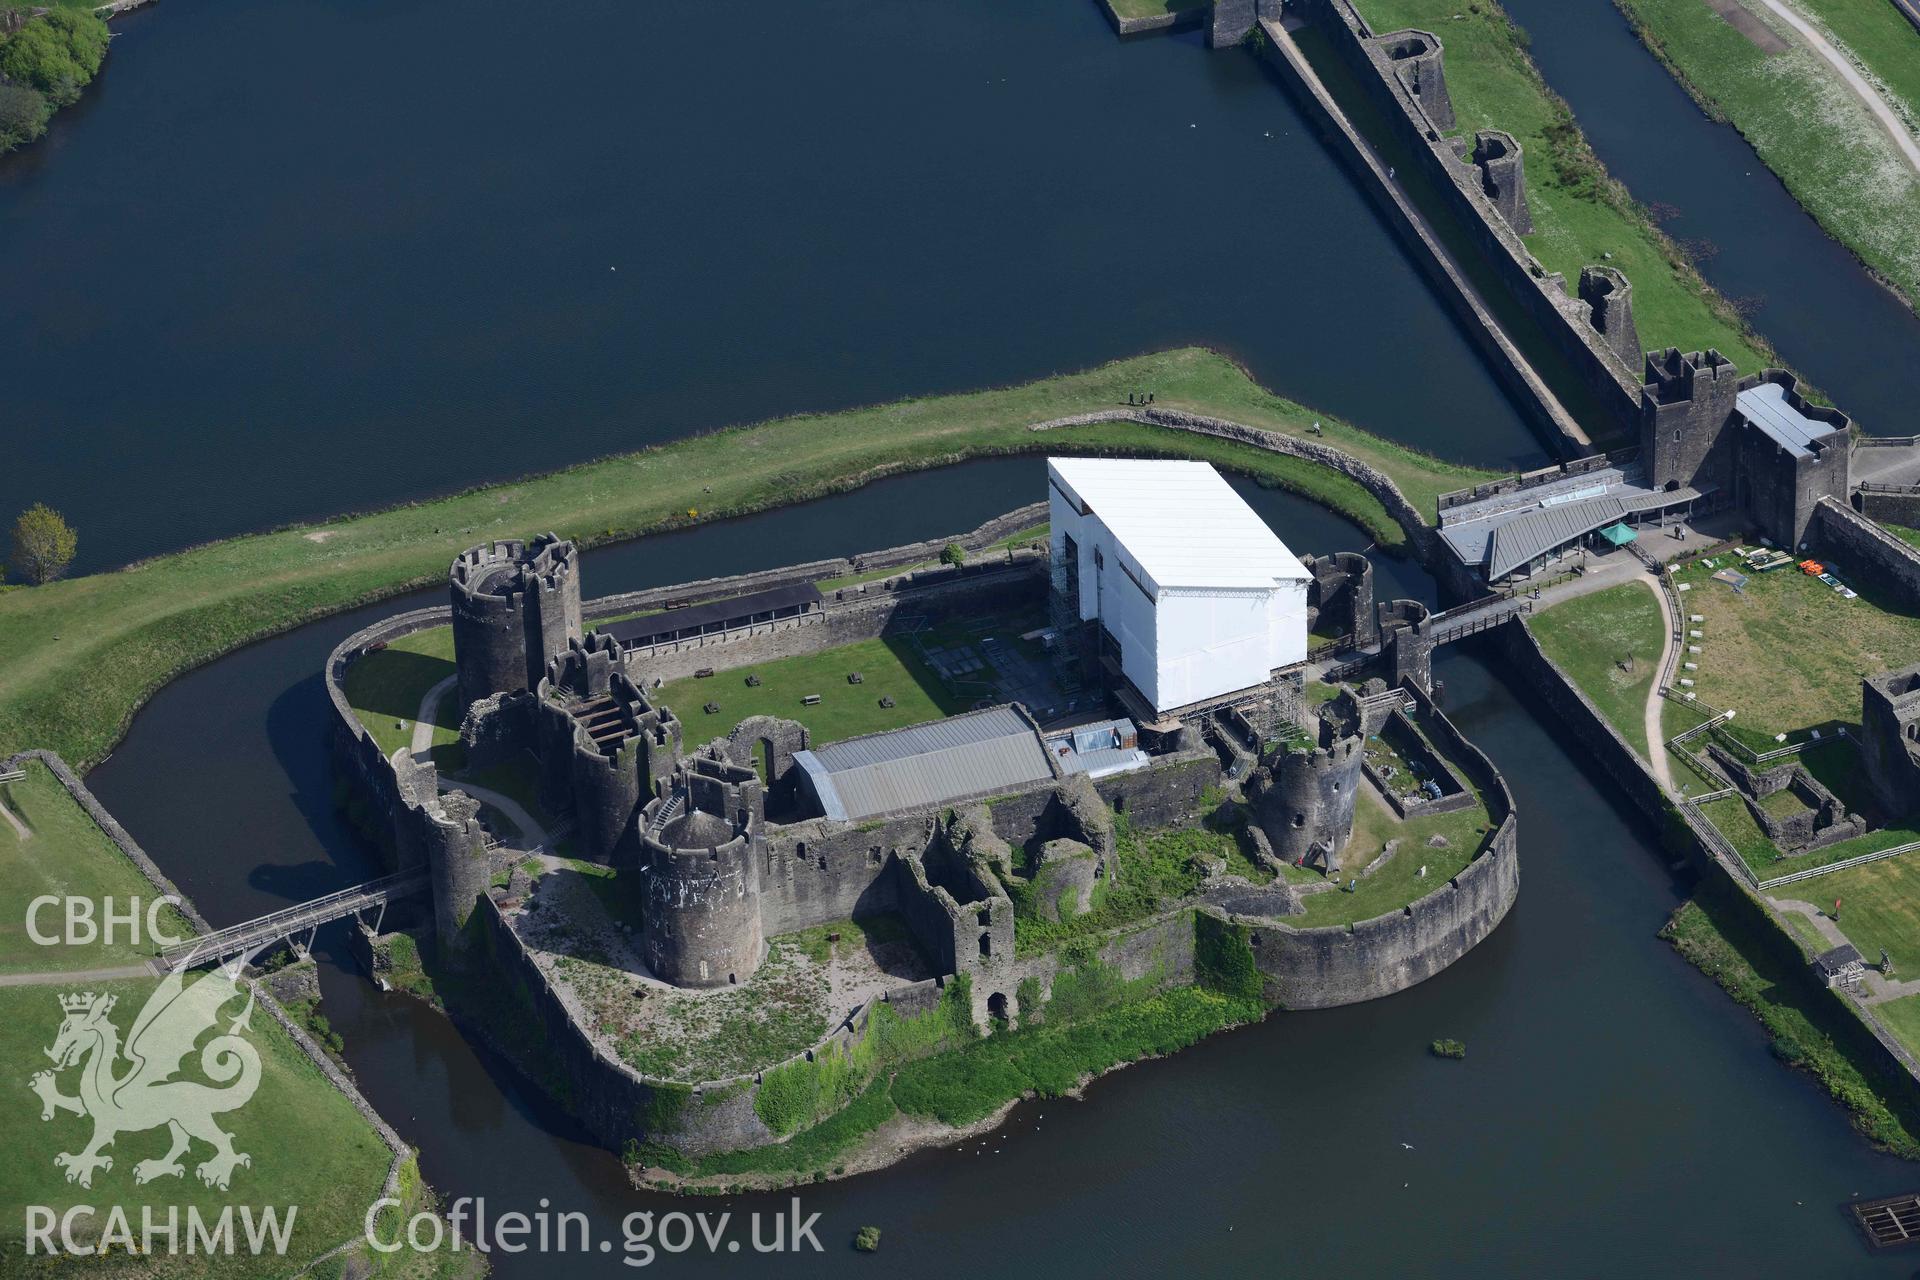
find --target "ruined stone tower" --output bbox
[1469,129,1532,234]
[533,636,683,862]
[1578,266,1639,370]
[450,534,582,707]
[1303,552,1378,650]
[1256,735,1365,869]
[1862,666,1920,820]
[1371,30,1455,132]
[637,752,766,988]
[392,753,493,955]
[1377,599,1435,696]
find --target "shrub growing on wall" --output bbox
[1193,912,1263,1001]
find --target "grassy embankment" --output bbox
[1663,898,1920,1156]
[0,759,192,974]
[0,348,1494,770]
[1354,0,1773,371]
[0,763,426,1278]
[1105,0,1203,21]
[1615,0,1920,315]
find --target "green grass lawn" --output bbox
[0,349,1494,770]
[0,760,192,973]
[1670,554,1920,739]
[1353,0,1772,370]
[0,979,397,1277]
[1873,992,1920,1063]
[655,606,1046,746]
[1295,774,1493,927]
[1888,523,1920,551]
[1106,0,1204,19]
[1779,852,1920,975]
[340,625,458,758]
[1527,581,1665,757]
[1615,0,1920,321]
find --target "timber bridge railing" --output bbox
[1427,595,1531,645]
[157,870,427,974]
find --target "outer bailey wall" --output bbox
[1812,498,1920,612]
[760,811,930,939]
[1859,489,1920,530]
[1280,0,1640,445]
[1251,822,1516,1007]
[1249,677,1519,1006]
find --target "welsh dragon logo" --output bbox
[28,958,264,1191]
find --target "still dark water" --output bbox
[87,460,1915,1277]
[0,0,1546,575]
[1498,0,1920,434]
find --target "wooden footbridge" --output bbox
[156,869,427,974]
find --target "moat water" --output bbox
[87,459,1916,1276]
[0,0,1549,575]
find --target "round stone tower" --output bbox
[1377,598,1435,696]
[450,533,582,708]
[637,755,766,988]
[1257,736,1365,869]
[415,788,492,956]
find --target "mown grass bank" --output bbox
[0,347,1493,767]
[1354,0,1775,370]
[1614,0,1920,310]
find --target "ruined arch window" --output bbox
[1293,813,1306,828]
[987,992,1009,1023]
[976,909,991,927]
[978,932,993,958]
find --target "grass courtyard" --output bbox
[1779,853,1920,978]
[655,606,1050,747]
[1296,763,1495,928]
[1526,580,1666,756]
[1351,0,1772,370]
[1668,552,1920,742]
[0,760,192,974]
[341,625,459,758]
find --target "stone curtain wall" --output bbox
[1812,498,1920,611]
[1860,489,1920,530]
[1278,0,1643,447]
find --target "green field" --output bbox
[1354,0,1773,371]
[341,626,459,758]
[1527,581,1666,756]
[1874,992,1920,1063]
[1615,0,1920,324]
[1670,553,1920,740]
[1780,853,1920,975]
[656,608,1046,746]
[0,760,191,974]
[0,349,1494,769]
[1889,523,1920,551]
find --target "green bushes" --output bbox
[0,9,109,109]
[0,80,49,153]
[1194,912,1263,1000]
[890,986,1259,1127]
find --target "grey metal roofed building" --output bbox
[792,705,1057,822]
[1436,463,1700,583]
[1735,382,1841,459]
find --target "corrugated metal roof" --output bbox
[793,705,1054,822]
[1049,458,1310,592]
[1737,383,1838,459]
[1441,482,1700,580]
[603,582,821,647]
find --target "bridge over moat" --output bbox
[157,870,426,974]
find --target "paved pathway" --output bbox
[1752,0,1920,177]
[1639,576,1678,796]
[0,962,155,988]
[410,675,457,761]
